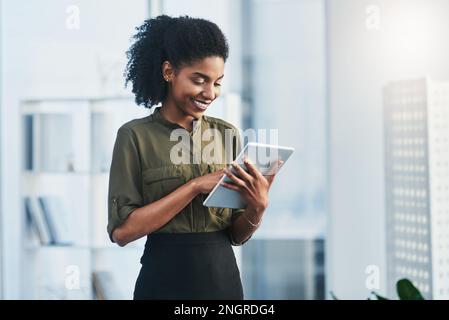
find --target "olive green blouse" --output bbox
[107,106,250,246]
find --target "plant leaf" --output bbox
[329,291,339,300]
[371,291,389,300]
[396,278,425,300]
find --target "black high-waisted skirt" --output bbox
[133,229,244,300]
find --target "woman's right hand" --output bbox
[193,168,226,194]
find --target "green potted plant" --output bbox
[330,278,425,300]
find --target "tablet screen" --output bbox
[203,142,294,209]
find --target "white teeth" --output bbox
[192,99,208,110]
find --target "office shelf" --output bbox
[20,97,148,299]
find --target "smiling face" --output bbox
[162,56,225,122]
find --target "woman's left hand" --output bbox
[221,158,282,212]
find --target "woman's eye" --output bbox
[192,79,221,87]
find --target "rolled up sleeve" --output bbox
[107,127,143,242]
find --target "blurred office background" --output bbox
[1,0,448,299]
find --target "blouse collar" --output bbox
[152,106,203,137]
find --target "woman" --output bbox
[107,15,277,300]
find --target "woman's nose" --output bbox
[201,85,215,101]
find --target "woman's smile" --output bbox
[190,97,210,111]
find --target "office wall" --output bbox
[0,0,3,299]
[326,0,449,298]
[246,0,327,237]
[0,0,148,298]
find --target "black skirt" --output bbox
[133,229,244,300]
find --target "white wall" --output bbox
[0,0,4,299]
[248,0,327,237]
[0,0,148,298]
[326,0,449,299]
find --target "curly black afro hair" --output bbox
[124,15,229,109]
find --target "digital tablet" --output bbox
[202,142,295,209]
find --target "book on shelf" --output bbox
[24,195,74,246]
[24,196,52,245]
[38,195,74,246]
[92,271,123,300]
[23,115,33,171]
[22,112,78,172]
